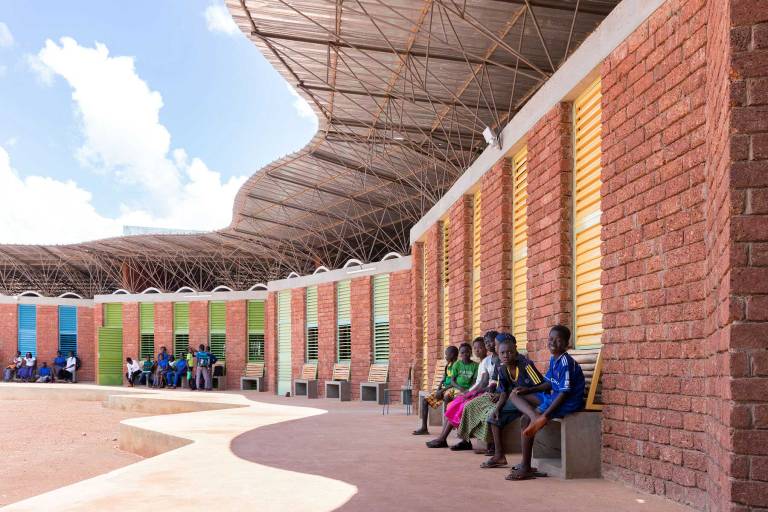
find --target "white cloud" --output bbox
[0,22,13,48]
[26,54,54,85]
[204,2,239,35]
[286,83,318,126]
[0,64,6,77]
[4,136,17,147]
[0,146,122,244]
[4,37,249,244]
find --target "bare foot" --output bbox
[523,415,548,438]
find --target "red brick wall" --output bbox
[411,243,425,394]
[526,103,573,365]
[122,303,139,376]
[36,305,58,366]
[350,276,372,399]
[155,303,173,355]
[600,1,709,508]
[424,224,443,389]
[317,282,336,397]
[448,196,473,345]
[189,301,208,350]
[94,303,103,384]
[77,306,94,382]
[225,300,247,389]
[480,160,513,334]
[720,2,768,510]
[0,304,17,364]
[389,269,413,394]
[264,292,276,393]
[291,288,306,387]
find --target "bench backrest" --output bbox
[571,348,602,410]
[243,362,265,378]
[431,359,448,389]
[367,363,389,383]
[301,363,318,380]
[331,363,351,381]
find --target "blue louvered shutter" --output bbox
[18,304,37,356]
[58,305,78,356]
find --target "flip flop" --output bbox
[480,459,508,469]
[426,439,449,448]
[450,440,473,451]
[412,429,430,436]
[506,468,538,480]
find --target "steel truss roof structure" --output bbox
[0,0,619,297]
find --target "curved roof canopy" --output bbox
[0,0,619,297]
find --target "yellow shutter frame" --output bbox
[472,190,481,338]
[442,220,450,347]
[573,78,603,348]
[422,246,429,389]
[512,147,528,351]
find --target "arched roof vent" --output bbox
[141,287,162,294]
[248,283,268,291]
[211,285,233,292]
[343,259,364,269]
[313,266,330,275]
[176,287,196,293]
[18,291,42,297]
[58,292,83,299]
[380,252,403,261]
[287,272,300,279]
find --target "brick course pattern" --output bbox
[122,303,139,382]
[448,196,473,345]
[77,306,95,382]
[317,282,336,397]
[0,304,17,365]
[291,288,307,392]
[411,242,425,395]
[189,301,209,351]
[225,300,247,390]
[480,160,514,335]
[389,269,413,395]
[154,303,173,355]
[36,306,58,369]
[526,103,574,366]
[424,224,443,390]
[600,1,710,508]
[350,276,372,400]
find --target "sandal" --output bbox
[426,439,449,448]
[505,467,538,480]
[450,440,473,451]
[412,429,430,436]
[480,459,508,469]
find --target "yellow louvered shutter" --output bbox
[573,78,603,348]
[472,190,481,338]
[512,147,528,351]
[422,246,429,389]
[442,220,450,347]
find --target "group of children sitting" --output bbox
[413,325,585,481]
[3,350,80,383]
[124,344,218,391]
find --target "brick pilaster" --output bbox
[36,305,58,366]
[351,276,372,399]
[317,282,336,397]
[77,306,94,382]
[225,300,247,389]
[448,196,473,345]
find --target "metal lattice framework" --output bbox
[0,0,619,297]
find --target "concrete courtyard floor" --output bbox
[0,383,690,512]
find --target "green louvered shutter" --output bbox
[247,300,265,362]
[372,274,390,363]
[173,302,189,359]
[103,303,122,328]
[99,303,123,385]
[306,286,319,362]
[209,301,226,360]
[336,281,351,362]
[277,291,292,395]
[139,303,155,360]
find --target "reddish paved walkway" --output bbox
[231,394,690,512]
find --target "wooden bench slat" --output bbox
[366,363,389,383]
[331,363,351,381]
[300,363,318,380]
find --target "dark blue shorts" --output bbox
[486,399,522,427]
[536,391,583,418]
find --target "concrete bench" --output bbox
[325,363,351,401]
[293,363,319,398]
[240,362,266,391]
[360,363,388,405]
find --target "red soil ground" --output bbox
[0,399,145,506]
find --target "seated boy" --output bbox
[156,355,170,388]
[480,334,543,468]
[140,355,154,386]
[173,355,188,388]
[4,351,22,382]
[504,324,585,481]
[36,362,53,383]
[412,345,460,436]
[166,355,178,389]
[52,351,67,382]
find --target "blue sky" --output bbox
[0,0,317,243]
